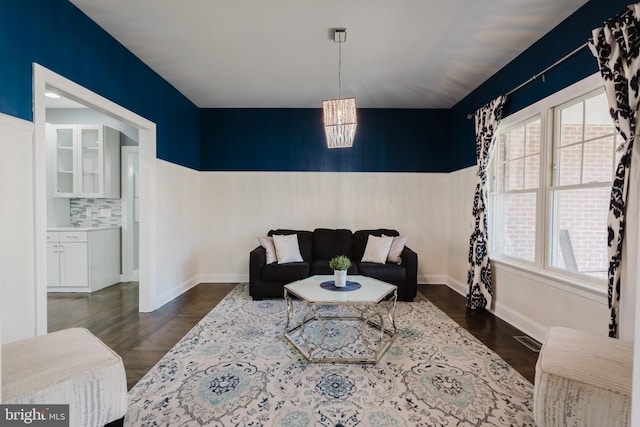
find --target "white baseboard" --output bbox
[424,275,547,343]
[198,274,248,284]
[419,274,450,285]
[493,300,547,343]
[443,276,467,296]
[154,276,200,309]
[152,274,245,311]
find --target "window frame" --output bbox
[546,89,616,282]
[488,73,609,297]
[488,115,543,266]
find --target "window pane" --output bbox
[509,127,525,159]
[584,92,615,140]
[583,137,614,183]
[557,144,582,186]
[496,134,507,164]
[493,192,536,262]
[525,154,540,189]
[559,102,583,146]
[507,158,524,190]
[495,162,506,192]
[526,119,541,155]
[551,187,609,278]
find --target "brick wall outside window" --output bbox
[554,121,612,277]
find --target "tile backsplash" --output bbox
[70,198,122,227]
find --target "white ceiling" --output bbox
[69,0,588,109]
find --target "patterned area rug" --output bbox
[126,284,534,426]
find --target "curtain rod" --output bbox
[467,42,589,119]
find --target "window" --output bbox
[488,76,616,286]
[549,91,617,279]
[491,117,541,263]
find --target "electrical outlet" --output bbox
[85,208,91,217]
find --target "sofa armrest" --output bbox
[250,246,266,293]
[401,246,418,282]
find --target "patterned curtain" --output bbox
[466,96,507,310]
[589,3,640,338]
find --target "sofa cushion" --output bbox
[268,229,313,261]
[261,261,310,282]
[257,236,277,264]
[386,235,407,264]
[357,262,406,282]
[310,259,359,276]
[361,234,394,263]
[312,228,353,260]
[353,229,399,261]
[272,234,303,263]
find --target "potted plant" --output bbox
[329,255,351,287]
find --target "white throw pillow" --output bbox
[257,236,277,264]
[361,234,394,264]
[272,234,304,264]
[386,235,407,265]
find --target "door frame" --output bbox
[33,63,158,334]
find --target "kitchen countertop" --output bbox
[47,226,121,232]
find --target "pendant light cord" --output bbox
[338,41,342,99]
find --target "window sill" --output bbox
[490,256,607,304]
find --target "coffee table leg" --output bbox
[361,311,385,353]
[360,292,398,360]
[387,289,398,334]
[300,302,325,357]
[284,289,294,329]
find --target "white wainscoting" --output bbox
[197,171,451,284]
[153,160,202,309]
[0,113,36,344]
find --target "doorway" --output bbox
[33,64,158,335]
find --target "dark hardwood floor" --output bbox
[48,282,538,390]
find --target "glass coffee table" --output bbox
[284,275,398,364]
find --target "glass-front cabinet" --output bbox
[51,125,120,198]
[54,127,75,195]
[79,127,101,196]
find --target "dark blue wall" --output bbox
[200,108,450,172]
[448,0,632,172]
[0,0,200,169]
[1,1,632,174]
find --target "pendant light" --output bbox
[323,28,357,149]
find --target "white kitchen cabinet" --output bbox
[47,242,61,287]
[49,242,88,288]
[47,228,120,292]
[47,231,88,288]
[51,125,120,198]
